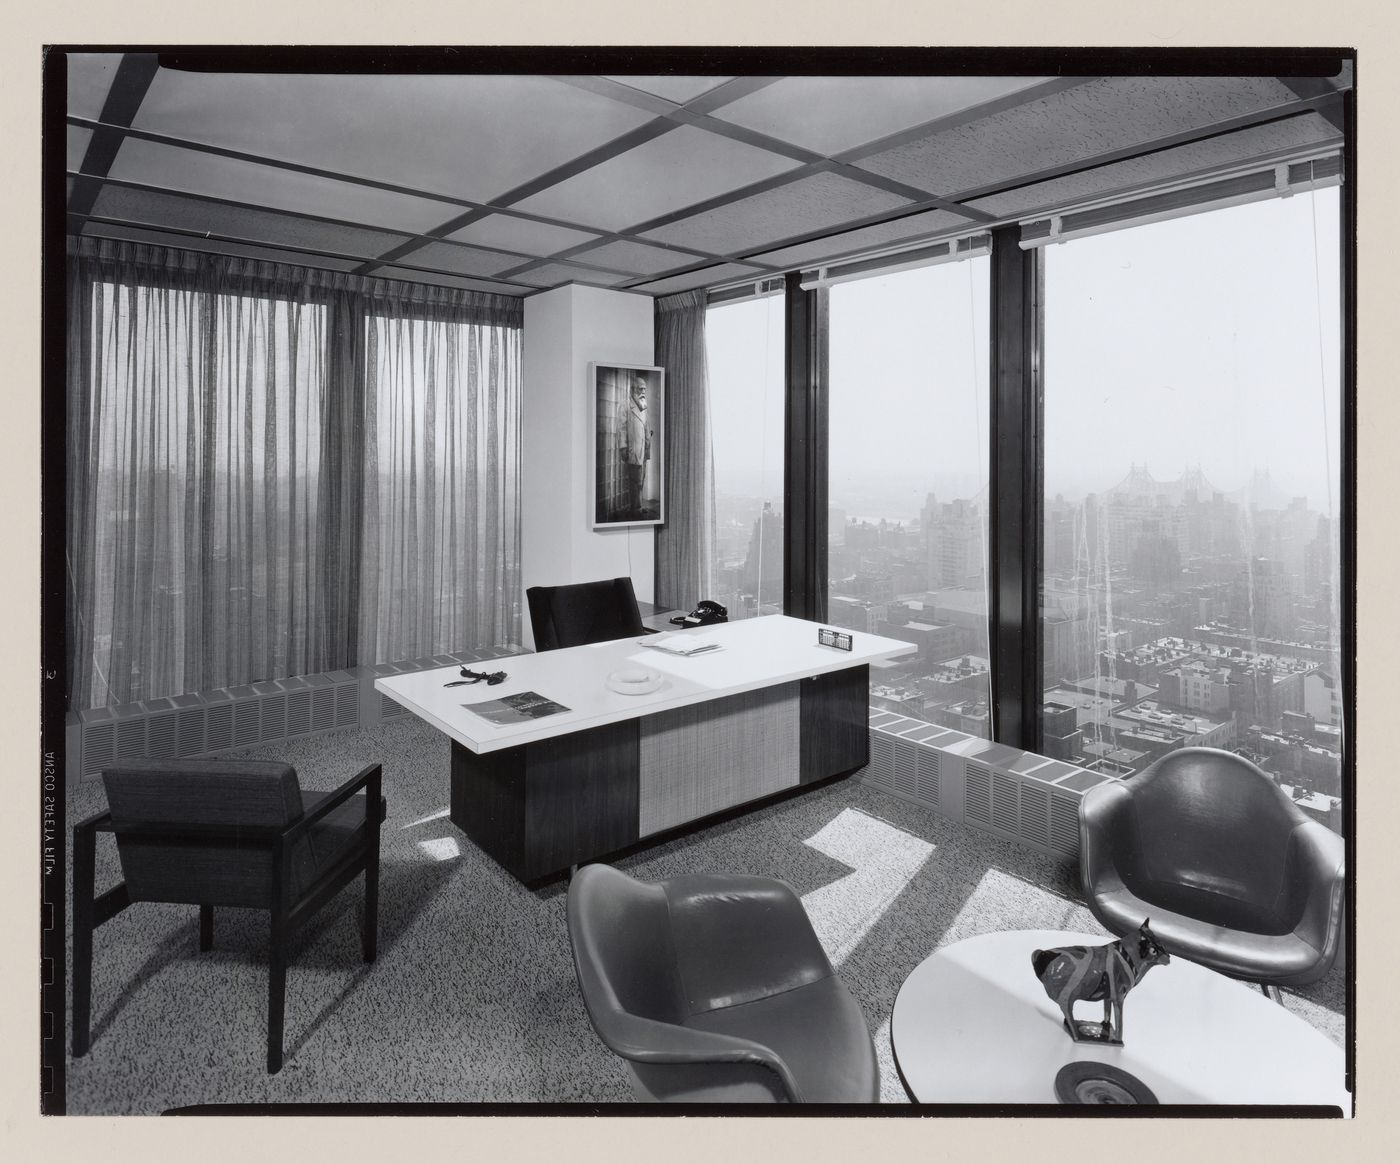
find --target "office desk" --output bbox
[376,615,914,882]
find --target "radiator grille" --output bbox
[312,686,336,731]
[1020,784,1050,847]
[991,772,1019,833]
[69,664,377,784]
[233,698,260,747]
[286,690,312,737]
[205,703,234,752]
[146,712,178,759]
[891,739,918,798]
[336,682,358,727]
[1050,792,1081,858]
[115,715,147,760]
[916,749,940,806]
[862,716,1108,863]
[259,693,287,742]
[965,762,992,827]
[177,706,205,756]
[81,721,114,779]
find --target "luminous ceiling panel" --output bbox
[373,267,534,296]
[66,53,123,120]
[107,138,464,234]
[392,240,526,278]
[710,76,1054,156]
[519,263,632,288]
[856,76,1304,197]
[641,171,911,255]
[446,214,602,256]
[80,221,365,271]
[90,185,411,258]
[635,262,766,296]
[565,239,698,275]
[746,207,972,268]
[965,114,1340,219]
[603,76,734,104]
[512,125,804,232]
[68,125,94,171]
[130,70,658,203]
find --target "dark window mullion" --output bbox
[988,227,1043,751]
[782,273,828,622]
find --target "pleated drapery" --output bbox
[358,305,521,664]
[653,291,716,610]
[66,237,523,710]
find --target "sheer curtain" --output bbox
[66,238,523,709]
[653,290,715,609]
[358,296,522,663]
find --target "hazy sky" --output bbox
[704,186,1341,521]
[1044,187,1341,512]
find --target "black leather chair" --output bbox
[566,863,879,1103]
[72,758,384,1073]
[1079,747,1344,991]
[526,576,649,651]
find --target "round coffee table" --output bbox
[891,930,1348,1108]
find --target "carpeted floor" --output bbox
[63,716,1346,1114]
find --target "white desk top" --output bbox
[375,614,915,754]
[891,930,1349,1110]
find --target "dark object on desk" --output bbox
[527,576,651,650]
[444,667,507,687]
[1079,747,1345,993]
[1054,1062,1159,1105]
[818,627,853,651]
[72,758,384,1074]
[670,599,727,628]
[566,862,878,1103]
[1031,920,1169,1045]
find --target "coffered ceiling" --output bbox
[63,52,1350,299]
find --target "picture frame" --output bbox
[589,362,665,528]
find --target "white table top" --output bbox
[375,614,915,754]
[891,929,1349,1110]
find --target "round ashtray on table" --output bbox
[605,667,663,696]
[1054,1062,1159,1105]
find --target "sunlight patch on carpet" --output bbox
[402,807,452,830]
[416,836,461,861]
[800,808,934,966]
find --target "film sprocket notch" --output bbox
[817,627,853,651]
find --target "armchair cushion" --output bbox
[567,863,878,1103]
[1079,747,1344,987]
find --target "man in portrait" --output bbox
[618,370,652,518]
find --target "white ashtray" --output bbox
[605,667,663,696]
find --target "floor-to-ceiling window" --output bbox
[66,242,524,708]
[1040,188,1343,821]
[825,256,993,735]
[705,290,786,620]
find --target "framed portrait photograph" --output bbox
[590,362,665,528]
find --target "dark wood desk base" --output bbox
[449,665,869,883]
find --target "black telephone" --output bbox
[671,600,728,628]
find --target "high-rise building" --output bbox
[739,502,784,609]
[921,494,985,589]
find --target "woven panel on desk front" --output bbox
[638,682,801,837]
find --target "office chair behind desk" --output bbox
[526,576,650,650]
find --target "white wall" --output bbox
[521,284,655,648]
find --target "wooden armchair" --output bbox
[72,758,384,1073]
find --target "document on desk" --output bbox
[640,633,724,657]
[463,691,571,725]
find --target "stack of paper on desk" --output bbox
[640,633,723,657]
